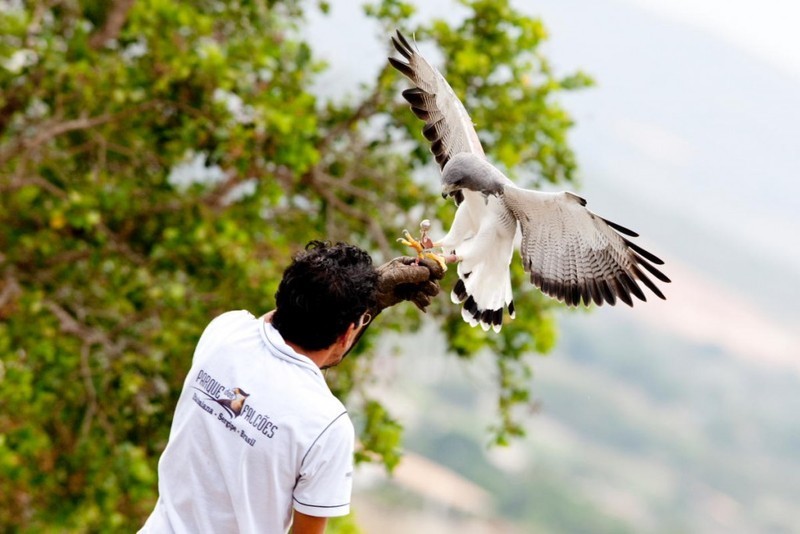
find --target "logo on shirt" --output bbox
[191,368,279,444]
[193,370,249,417]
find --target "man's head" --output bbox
[272,241,378,359]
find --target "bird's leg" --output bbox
[397,219,448,271]
[418,220,434,250]
[427,241,460,265]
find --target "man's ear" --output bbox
[338,322,359,348]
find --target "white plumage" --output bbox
[390,31,670,331]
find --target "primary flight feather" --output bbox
[389,30,670,332]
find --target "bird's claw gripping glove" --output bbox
[373,256,446,314]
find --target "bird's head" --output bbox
[441,153,503,199]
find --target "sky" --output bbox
[622,0,800,83]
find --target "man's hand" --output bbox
[373,256,446,313]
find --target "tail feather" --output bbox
[455,247,514,332]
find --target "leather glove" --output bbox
[373,256,446,313]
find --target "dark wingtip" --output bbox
[402,87,425,106]
[602,217,639,237]
[616,283,634,307]
[624,238,664,265]
[391,33,412,59]
[388,56,413,78]
[390,31,416,64]
[637,257,671,283]
[568,284,582,307]
[422,120,441,141]
[599,279,616,305]
[615,272,645,303]
[395,29,413,52]
[632,265,667,300]
[431,137,445,157]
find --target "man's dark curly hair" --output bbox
[272,241,378,351]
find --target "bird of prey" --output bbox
[217,387,250,418]
[389,30,670,332]
[193,386,250,418]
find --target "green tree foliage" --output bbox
[0,0,590,530]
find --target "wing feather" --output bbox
[389,30,484,171]
[502,187,670,306]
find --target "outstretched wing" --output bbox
[389,30,484,170]
[390,30,516,331]
[502,187,671,307]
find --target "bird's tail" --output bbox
[450,250,514,332]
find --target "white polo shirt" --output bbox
[140,311,354,534]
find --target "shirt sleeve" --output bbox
[292,412,355,517]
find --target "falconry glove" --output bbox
[373,256,445,314]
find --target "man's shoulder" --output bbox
[198,310,256,341]
[301,409,354,461]
[327,410,355,439]
[207,310,256,331]
[293,383,350,428]
[191,310,259,365]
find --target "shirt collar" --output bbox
[259,319,324,380]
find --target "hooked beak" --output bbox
[441,183,459,199]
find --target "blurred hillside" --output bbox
[307,0,800,532]
[353,317,800,533]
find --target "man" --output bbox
[140,241,443,533]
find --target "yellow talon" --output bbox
[397,229,425,253]
[397,224,448,272]
[422,251,448,271]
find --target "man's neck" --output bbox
[284,339,335,370]
[264,313,336,369]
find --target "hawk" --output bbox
[390,30,670,332]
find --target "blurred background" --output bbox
[307,0,800,532]
[2,0,798,532]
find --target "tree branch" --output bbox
[0,102,157,166]
[0,114,111,165]
[78,343,100,438]
[313,171,380,203]
[0,273,21,319]
[88,0,137,49]
[316,78,387,153]
[307,168,393,259]
[44,300,107,346]
[0,174,68,198]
